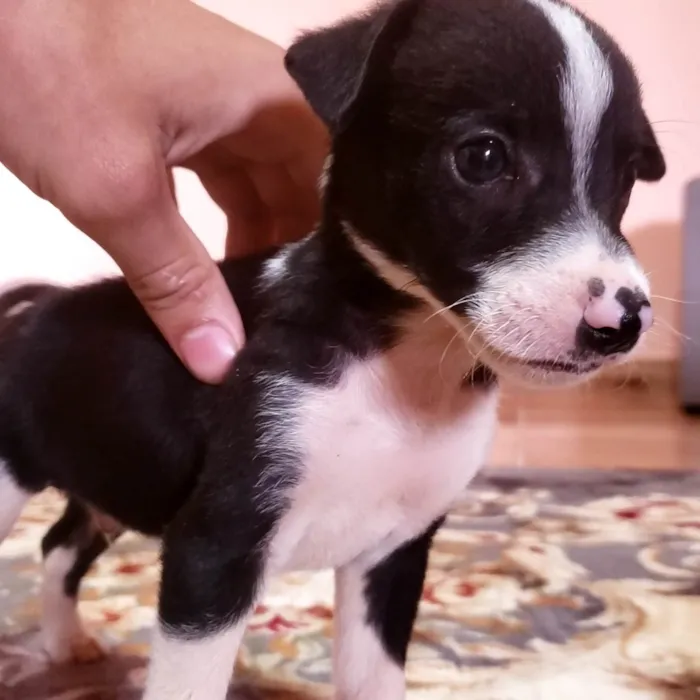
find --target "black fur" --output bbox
[364,517,445,665]
[41,498,113,598]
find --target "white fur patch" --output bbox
[346,226,435,305]
[526,0,614,216]
[253,371,302,514]
[4,300,34,318]
[144,623,247,700]
[0,463,28,542]
[259,234,313,290]
[334,563,406,699]
[345,225,478,349]
[267,306,499,574]
[260,247,292,288]
[41,546,90,662]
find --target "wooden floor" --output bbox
[488,362,700,470]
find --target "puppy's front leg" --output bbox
[143,497,274,700]
[145,618,250,700]
[333,518,444,700]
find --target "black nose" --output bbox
[577,287,650,357]
[576,315,641,356]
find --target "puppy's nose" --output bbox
[577,285,652,356]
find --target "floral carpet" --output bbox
[3,468,700,699]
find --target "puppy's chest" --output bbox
[268,345,499,574]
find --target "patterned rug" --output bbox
[3,469,700,699]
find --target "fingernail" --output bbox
[180,322,237,383]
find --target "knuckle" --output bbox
[130,257,214,313]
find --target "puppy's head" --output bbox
[285,0,665,386]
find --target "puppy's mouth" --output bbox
[524,358,603,374]
[474,340,610,386]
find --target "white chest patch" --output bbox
[267,312,499,574]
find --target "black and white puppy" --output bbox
[0,0,664,697]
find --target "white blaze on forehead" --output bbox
[527,0,613,214]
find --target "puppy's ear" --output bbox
[284,0,421,134]
[636,118,666,182]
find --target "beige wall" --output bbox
[0,0,697,360]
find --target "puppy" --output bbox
[0,0,664,697]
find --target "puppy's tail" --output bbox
[0,282,59,333]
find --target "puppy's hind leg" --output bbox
[0,461,31,542]
[40,498,122,664]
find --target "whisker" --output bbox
[425,295,471,322]
[438,324,469,380]
[655,316,691,342]
[651,119,700,127]
[651,294,700,305]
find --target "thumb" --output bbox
[93,184,244,384]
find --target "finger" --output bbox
[189,151,319,256]
[189,156,276,257]
[222,176,317,256]
[225,209,275,258]
[242,161,321,245]
[94,187,245,384]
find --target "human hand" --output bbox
[0,0,328,383]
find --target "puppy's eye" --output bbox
[454,137,510,184]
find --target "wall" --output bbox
[0,0,697,361]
